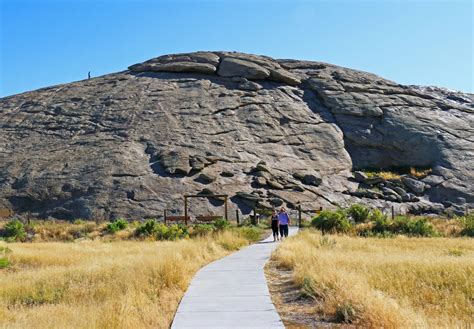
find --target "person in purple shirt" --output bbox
[277,207,290,239]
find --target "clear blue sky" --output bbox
[1,0,472,97]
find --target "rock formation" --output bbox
[0,51,472,220]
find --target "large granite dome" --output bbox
[0,51,472,220]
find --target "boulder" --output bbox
[130,62,216,74]
[254,177,267,187]
[269,69,301,86]
[385,194,401,202]
[255,170,272,180]
[159,150,191,175]
[238,80,262,91]
[267,180,284,190]
[270,198,284,206]
[392,186,407,196]
[302,174,322,186]
[402,176,427,194]
[235,192,261,207]
[220,171,235,177]
[196,173,216,184]
[255,162,270,173]
[421,175,445,187]
[189,156,211,171]
[293,171,322,186]
[402,193,419,202]
[353,171,383,185]
[217,57,270,80]
[381,187,399,196]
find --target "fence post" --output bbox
[391,205,395,220]
[465,204,469,216]
[164,209,167,225]
[252,208,256,225]
[298,204,302,228]
[235,209,240,227]
[224,196,228,221]
[184,196,188,226]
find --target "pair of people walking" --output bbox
[271,207,290,242]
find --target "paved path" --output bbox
[171,226,298,328]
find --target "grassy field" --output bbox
[0,228,261,329]
[271,230,474,328]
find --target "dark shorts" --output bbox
[271,220,279,236]
[279,224,289,237]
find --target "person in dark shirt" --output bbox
[271,209,280,242]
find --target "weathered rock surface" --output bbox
[0,51,472,219]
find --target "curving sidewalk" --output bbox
[171,226,298,328]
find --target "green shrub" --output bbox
[136,219,159,236]
[213,218,230,231]
[369,215,437,237]
[2,219,26,241]
[392,216,437,237]
[106,218,128,233]
[234,226,262,242]
[348,204,370,223]
[459,214,474,237]
[371,216,392,235]
[191,224,215,237]
[368,208,386,222]
[312,210,352,233]
[0,246,12,269]
[156,224,188,241]
[0,258,10,269]
[136,220,188,240]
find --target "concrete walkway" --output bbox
[171,226,298,329]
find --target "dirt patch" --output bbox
[265,259,353,329]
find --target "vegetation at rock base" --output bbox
[362,166,432,180]
[309,204,472,238]
[271,230,474,328]
[0,224,263,328]
[105,218,128,233]
[311,209,352,234]
[459,214,474,237]
[0,216,263,244]
[1,220,26,242]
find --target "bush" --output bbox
[2,219,26,241]
[312,210,352,233]
[459,214,474,237]
[157,224,188,241]
[234,226,262,242]
[348,204,370,223]
[136,219,159,236]
[392,216,437,237]
[368,208,386,222]
[136,220,188,240]
[213,218,230,231]
[0,258,10,269]
[0,246,12,269]
[371,216,392,235]
[191,224,215,237]
[106,218,128,233]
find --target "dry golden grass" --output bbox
[0,230,256,329]
[271,230,474,328]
